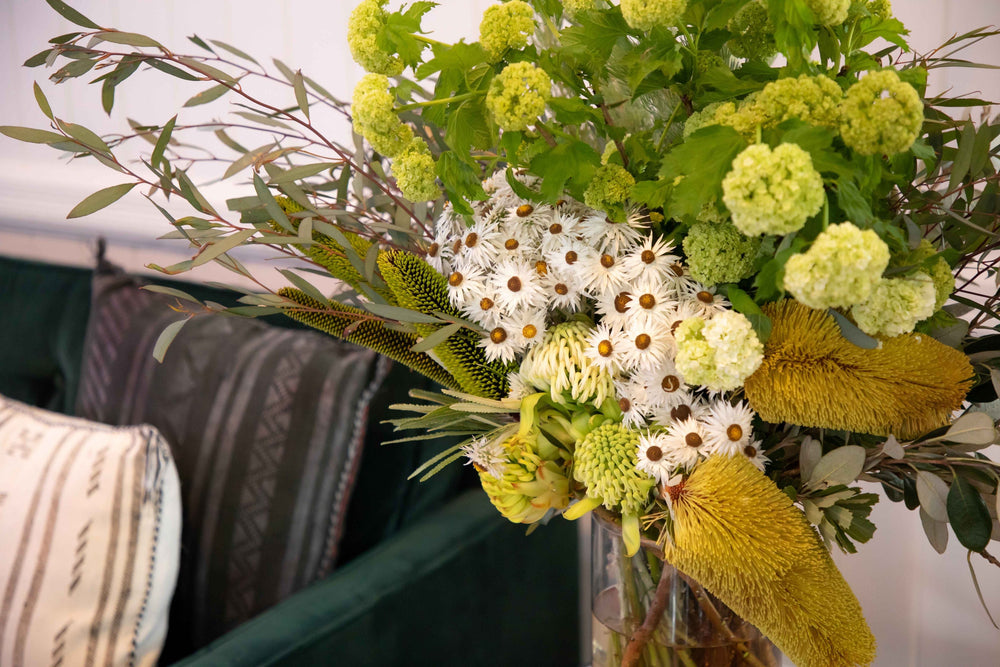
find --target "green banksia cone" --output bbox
[573,422,654,516]
[278,287,459,390]
[478,432,571,524]
[378,249,511,399]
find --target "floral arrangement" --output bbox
[4,0,1000,664]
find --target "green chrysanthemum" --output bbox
[347,0,404,75]
[675,311,764,392]
[479,431,571,524]
[480,1,535,62]
[727,1,776,61]
[683,221,761,285]
[804,0,850,25]
[352,74,413,157]
[754,74,843,129]
[520,321,616,408]
[620,0,687,32]
[583,163,635,219]
[392,137,439,202]
[782,222,890,310]
[840,69,923,155]
[851,273,936,337]
[722,143,826,237]
[485,61,552,131]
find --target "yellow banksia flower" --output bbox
[479,432,571,523]
[663,454,876,667]
[744,300,974,438]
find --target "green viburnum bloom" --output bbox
[683,102,725,138]
[782,221,890,310]
[805,0,850,25]
[352,74,413,157]
[479,1,535,62]
[478,431,571,524]
[675,311,764,392]
[711,96,769,140]
[851,273,937,337]
[392,138,438,202]
[696,50,727,75]
[840,69,923,155]
[520,321,615,408]
[905,239,954,310]
[722,143,826,237]
[727,1,776,61]
[584,163,635,219]
[620,0,687,32]
[347,0,404,76]
[868,0,893,19]
[562,0,597,13]
[485,61,552,131]
[683,221,762,285]
[754,74,843,129]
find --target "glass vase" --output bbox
[590,513,780,667]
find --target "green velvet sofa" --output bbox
[0,254,579,667]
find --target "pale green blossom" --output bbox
[562,0,598,14]
[683,221,761,285]
[480,1,535,62]
[348,0,404,76]
[620,0,687,32]
[906,239,954,310]
[754,74,843,129]
[805,0,850,25]
[486,62,552,131]
[852,273,936,337]
[393,138,439,202]
[675,311,764,392]
[840,69,923,155]
[727,1,776,61]
[683,102,725,138]
[722,143,826,237]
[584,163,635,217]
[782,222,890,309]
[352,74,413,157]
[574,423,653,515]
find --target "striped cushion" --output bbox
[0,396,181,667]
[75,268,386,655]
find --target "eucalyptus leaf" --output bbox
[947,475,992,551]
[828,309,879,350]
[293,69,310,121]
[410,322,462,353]
[183,83,230,107]
[881,435,905,460]
[66,182,136,218]
[799,436,822,483]
[919,507,949,554]
[916,470,950,523]
[152,318,188,363]
[191,229,256,267]
[45,0,100,30]
[943,412,997,445]
[0,126,67,144]
[141,285,201,304]
[362,301,443,324]
[278,269,329,306]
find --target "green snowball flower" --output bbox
[393,138,439,202]
[348,0,404,76]
[675,311,764,392]
[573,423,653,515]
[352,74,413,157]
[683,102,725,138]
[805,0,850,25]
[683,221,762,285]
[905,239,954,310]
[696,50,728,75]
[584,163,635,219]
[486,61,552,131]
[620,0,687,32]
[727,1,776,61]
[840,69,923,155]
[851,273,936,337]
[782,221,890,310]
[562,0,598,14]
[754,74,843,129]
[713,96,769,140]
[722,143,826,236]
[480,1,535,62]
[868,0,893,19]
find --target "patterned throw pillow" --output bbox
[74,267,389,655]
[0,396,181,667]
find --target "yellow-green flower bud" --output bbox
[683,221,761,285]
[392,138,439,202]
[675,311,764,392]
[852,273,936,337]
[348,0,404,76]
[840,69,923,155]
[486,61,552,131]
[727,1,776,61]
[754,74,843,130]
[480,1,535,62]
[805,0,850,26]
[352,74,413,157]
[620,0,687,32]
[584,163,635,218]
[573,423,653,515]
[479,432,571,524]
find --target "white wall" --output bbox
[1,2,999,664]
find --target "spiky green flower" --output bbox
[805,0,850,25]
[840,69,923,155]
[520,321,616,408]
[348,0,404,75]
[573,423,653,515]
[906,239,954,310]
[479,1,535,62]
[620,0,687,32]
[727,1,776,61]
[479,431,571,523]
[783,222,890,310]
[722,143,826,236]
[583,163,635,219]
[277,287,459,389]
[352,74,413,157]
[851,273,936,337]
[392,137,439,202]
[485,62,552,131]
[754,74,843,129]
[683,221,761,285]
[675,311,764,392]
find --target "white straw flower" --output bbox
[514,308,548,348]
[742,439,770,471]
[681,284,730,317]
[542,270,586,312]
[636,431,677,484]
[636,359,688,409]
[460,292,504,329]
[479,322,524,363]
[621,234,680,285]
[577,212,644,254]
[660,418,708,469]
[584,250,631,297]
[455,219,502,269]
[701,400,755,456]
[491,259,547,312]
[627,283,676,327]
[616,381,650,430]
[621,319,674,372]
[545,238,597,275]
[540,211,581,254]
[447,264,488,310]
[506,370,535,400]
[584,321,628,373]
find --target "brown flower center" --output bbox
[614,292,632,313]
[452,239,463,255]
[554,283,569,295]
[646,445,663,462]
[597,340,614,357]
[635,334,652,350]
[661,375,680,392]
[507,276,522,292]
[641,249,656,264]
[670,320,682,335]
[522,324,538,339]
[465,232,479,248]
[685,433,703,448]
[549,222,563,234]
[535,261,548,276]
[670,262,685,277]
[479,297,494,311]
[556,199,566,207]
[619,397,632,413]
[504,238,519,251]
[727,424,743,442]
[516,204,534,217]
[671,405,692,421]
[696,290,714,304]
[448,271,464,287]
[638,293,656,309]
[428,242,440,257]
[600,254,615,269]
[743,445,758,458]
[490,327,507,344]
[565,250,578,265]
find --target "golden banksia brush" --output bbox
[664,455,876,667]
[744,300,974,438]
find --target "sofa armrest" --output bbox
[169,489,579,667]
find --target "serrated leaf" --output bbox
[916,470,950,522]
[151,115,176,170]
[800,436,822,482]
[183,83,230,107]
[948,475,992,551]
[943,411,997,445]
[293,69,310,121]
[45,0,100,30]
[153,319,188,363]
[881,434,905,459]
[805,445,865,489]
[0,126,67,144]
[828,308,879,350]
[410,322,462,353]
[919,507,949,554]
[66,182,136,218]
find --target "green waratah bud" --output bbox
[839,69,923,156]
[683,221,761,285]
[573,423,653,516]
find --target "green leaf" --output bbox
[209,39,259,65]
[66,182,136,218]
[0,126,67,144]
[799,435,822,482]
[56,119,110,154]
[363,301,444,324]
[805,445,866,490]
[152,318,188,363]
[192,229,257,267]
[529,139,602,201]
[943,411,997,445]
[151,115,176,170]
[828,308,879,350]
[835,179,873,226]
[45,0,100,30]
[916,470,950,523]
[146,59,201,82]
[33,83,53,120]
[24,49,54,68]
[411,322,462,353]
[659,125,746,222]
[141,285,202,304]
[278,269,329,307]
[175,57,236,84]
[919,507,949,554]
[94,31,161,48]
[726,285,771,343]
[183,83,230,107]
[253,172,293,232]
[267,162,340,183]
[437,152,487,213]
[948,121,976,192]
[947,475,992,551]
[293,69,310,121]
